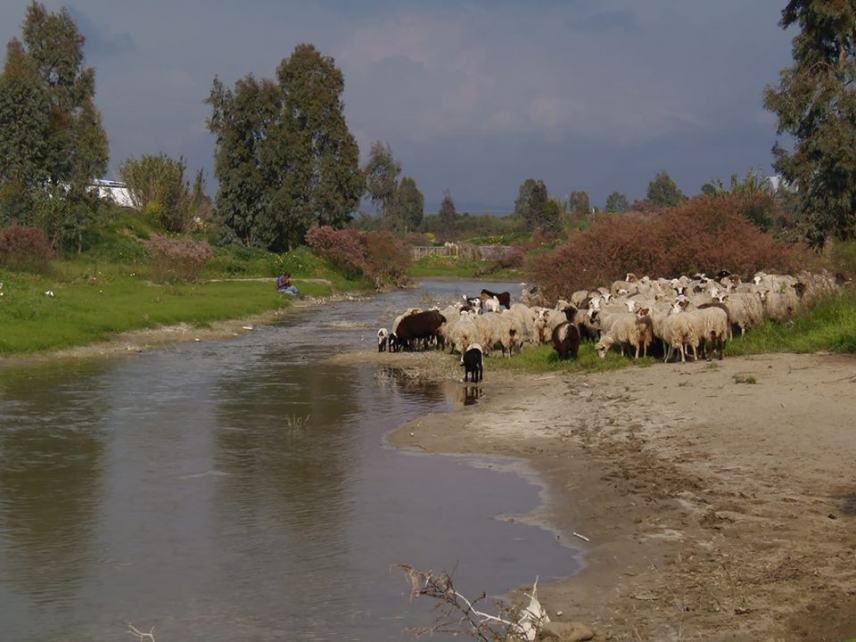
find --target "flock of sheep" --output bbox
[377,270,842,376]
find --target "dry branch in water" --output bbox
[127,623,156,642]
[397,564,548,641]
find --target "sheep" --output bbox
[693,305,730,360]
[474,313,519,357]
[483,296,502,313]
[533,308,568,344]
[720,292,765,336]
[595,313,641,359]
[659,309,699,363]
[552,322,581,359]
[461,344,484,382]
[441,315,480,354]
[393,308,422,335]
[570,289,590,308]
[377,328,389,352]
[503,304,539,345]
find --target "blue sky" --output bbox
[0,1,794,212]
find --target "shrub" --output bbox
[531,195,814,300]
[0,224,54,270]
[305,225,411,287]
[145,234,212,282]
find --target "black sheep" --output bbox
[461,344,484,382]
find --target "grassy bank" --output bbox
[409,254,523,281]
[490,342,656,374]
[728,290,856,355]
[0,212,369,356]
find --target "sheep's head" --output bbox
[595,336,614,359]
[636,307,650,319]
[625,272,638,283]
[625,300,637,312]
[793,282,807,298]
[756,289,769,302]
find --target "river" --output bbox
[0,279,578,641]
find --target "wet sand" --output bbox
[383,351,856,641]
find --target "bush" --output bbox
[531,195,815,300]
[0,224,54,271]
[145,234,212,282]
[305,225,411,287]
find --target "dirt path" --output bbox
[388,352,856,641]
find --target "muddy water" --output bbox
[0,280,578,641]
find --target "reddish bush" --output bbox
[0,225,54,270]
[145,235,212,282]
[530,195,815,300]
[305,225,412,288]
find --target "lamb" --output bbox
[377,328,389,352]
[552,322,581,360]
[483,296,502,313]
[460,343,484,382]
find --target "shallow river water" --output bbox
[0,280,578,641]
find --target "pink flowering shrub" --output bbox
[305,225,411,287]
[145,234,212,282]
[0,225,54,271]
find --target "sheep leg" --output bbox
[691,343,698,361]
[634,344,640,359]
[679,344,686,363]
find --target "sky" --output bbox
[0,1,795,212]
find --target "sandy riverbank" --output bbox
[379,351,856,641]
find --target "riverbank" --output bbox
[387,351,856,641]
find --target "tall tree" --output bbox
[764,0,856,244]
[568,190,591,215]
[646,171,684,207]
[390,176,424,233]
[208,44,363,250]
[437,190,458,239]
[207,75,280,247]
[364,141,400,215]
[514,178,552,232]
[605,191,629,213]
[18,2,108,189]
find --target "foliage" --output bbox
[364,140,400,215]
[389,176,424,233]
[728,290,856,355]
[646,171,684,207]
[305,225,411,287]
[120,154,206,233]
[419,211,525,243]
[515,178,559,233]
[530,195,814,299]
[568,190,591,215]
[144,234,212,282]
[763,0,856,245]
[0,3,108,252]
[828,239,856,277]
[0,224,53,270]
[438,189,457,235]
[605,191,629,213]
[207,43,363,251]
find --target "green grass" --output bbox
[409,255,523,280]
[491,342,656,374]
[728,291,856,356]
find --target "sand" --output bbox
[386,351,856,641]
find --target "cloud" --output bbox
[0,0,793,209]
[66,5,136,58]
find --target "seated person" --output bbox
[276,273,299,296]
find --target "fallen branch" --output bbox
[127,623,156,642]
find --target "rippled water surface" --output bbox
[0,280,578,641]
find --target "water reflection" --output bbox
[0,362,108,605]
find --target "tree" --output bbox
[0,2,108,248]
[763,1,856,245]
[364,141,401,215]
[568,190,591,215]
[207,43,363,250]
[390,176,424,233]
[207,75,280,247]
[120,154,206,232]
[646,171,684,207]
[514,178,551,232]
[438,189,457,237]
[605,191,629,213]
